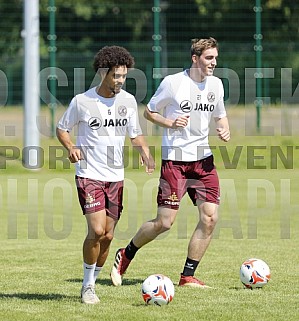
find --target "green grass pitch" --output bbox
[0,107,298,321]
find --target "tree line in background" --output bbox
[0,0,298,105]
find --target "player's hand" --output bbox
[140,155,155,175]
[216,127,230,142]
[68,147,83,163]
[172,115,190,129]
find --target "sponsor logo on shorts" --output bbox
[164,192,180,206]
[84,202,101,209]
[84,193,101,209]
[86,193,94,204]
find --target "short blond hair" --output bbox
[190,37,218,57]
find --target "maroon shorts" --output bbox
[75,176,124,220]
[157,155,220,210]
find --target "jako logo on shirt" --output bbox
[180,100,193,113]
[88,117,102,130]
[88,117,128,129]
[103,118,128,127]
[194,103,215,112]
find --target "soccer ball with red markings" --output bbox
[240,258,271,289]
[141,274,174,306]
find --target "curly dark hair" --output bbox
[93,46,135,73]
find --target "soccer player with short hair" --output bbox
[56,46,155,304]
[111,37,230,288]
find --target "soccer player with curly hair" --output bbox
[57,46,155,304]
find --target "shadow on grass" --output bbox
[66,277,144,286]
[132,303,148,307]
[229,286,247,291]
[0,292,77,301]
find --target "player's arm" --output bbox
[144,106,189,129]
[130,135,155,174]
[214,116,230,142]
[56,128,83,163]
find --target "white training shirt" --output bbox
[147,70,227,161]
[57,87,142,182]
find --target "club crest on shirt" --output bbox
[118,105,127,117]
[207,92,215,102]
[88,117,102,130]
[180,100,193,113]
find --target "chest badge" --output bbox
[207,92,215,102]
[118,105,127,117]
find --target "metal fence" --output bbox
[0,1,299,107]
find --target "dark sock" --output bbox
[182,257,199,276]
[124,240,139,260]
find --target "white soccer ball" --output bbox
[141,274,175,306]
[240,258,271,289]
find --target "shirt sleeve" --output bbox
[147,76,173,113]
[56,97,79,132]
[127,99,143,138]
[213,79,227,119]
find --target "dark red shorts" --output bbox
[75,176,124,220]
[157,155,220,210]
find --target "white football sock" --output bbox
[94,266,103,282]
[83,262,96,287]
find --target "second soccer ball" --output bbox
[240,258,271,289]
[141,274,175,306]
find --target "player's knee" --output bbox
[205,215,218,235]
[162,222,172,232]
[91,226,105,238]
[154,219,172,233]
[104,231,114,242]
[208,216,218,231]
[200,203,218,221]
